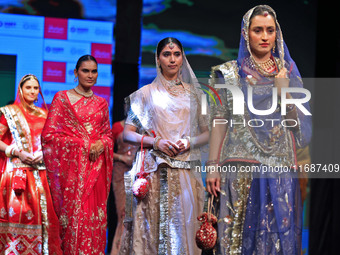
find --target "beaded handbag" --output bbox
[132,135,149,200]
[196,195,217,250]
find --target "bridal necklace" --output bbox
[74,86,93,98]
[248,56,277,77]
[258,58,276,72]
[161,77,186,96]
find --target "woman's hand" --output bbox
[18,150,35,165]
[206,165,221,197]
[206,177,221,197]
[89,140,104,162]
[157,139,179,157]
[274,67,290,97]
[32,154,44,165]
[175,138,190,154]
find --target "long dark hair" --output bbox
[75,55,98,71]
[156,37,183,58]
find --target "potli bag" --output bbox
[132,135,149,199]
[132,131,156,200]
[196,195,217,250]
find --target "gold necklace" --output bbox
[161,77,185,96]
[248,56,277,77]
[74,86,93,98]
[258,58,275,71]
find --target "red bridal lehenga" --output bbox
[0,91,62,254]
[42,91,113,254]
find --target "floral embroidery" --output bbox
[0,208,7,218]
[8,207,16,217]
[42,91,113,254]
[16,243,24,251]
[26,210,34,220]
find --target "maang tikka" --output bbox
[168,38,175,49]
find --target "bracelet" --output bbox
[153,136,162,150]
[5,146,11,158]
[185,136,191,148]
[206,159,219,166]
[10,148,16,157]
[286,104,296,112]
[185,136,196,148]
[5,144,16,158]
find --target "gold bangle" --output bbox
[153,136,162,150]
[5,144,16,158]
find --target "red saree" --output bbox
[0,103,62,254]
[41,91,113,254]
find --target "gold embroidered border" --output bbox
[33,170,49,255]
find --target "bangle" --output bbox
[185,136,191,147]
[185,136,196,148]
[153,136,162,150]
[206,160,219,166]
[10,148,15,157]
[5,146,11,158]
[5,144,16,158]
[286,104,295,112]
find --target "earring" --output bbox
[272,44,276,54]
[74,77,78,82]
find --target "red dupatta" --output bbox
[41,91,113,254]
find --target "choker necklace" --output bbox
[161,77,185,96]
[258,58,275,71]
[74,86,93,98]
[168,78,182,86]
[247,56,277,77]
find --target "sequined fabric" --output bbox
[0,104,62,254]
[120,167,204,255]
[208,5,311,255]
[42,91,113,254]
[216,163,302,255]
[120,44,206,254]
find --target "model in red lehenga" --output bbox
[0,74,62,254]
[41,55,114,255]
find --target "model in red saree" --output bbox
[42,90,113,254]
[0,87,62,253]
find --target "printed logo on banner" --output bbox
[70,26,89,34]
[0,21,16,28]
[91,43,112,64]
[45,46,64,54]
[44,17,68,39]
[43,61,66,83]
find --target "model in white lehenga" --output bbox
[119,37,209,255]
